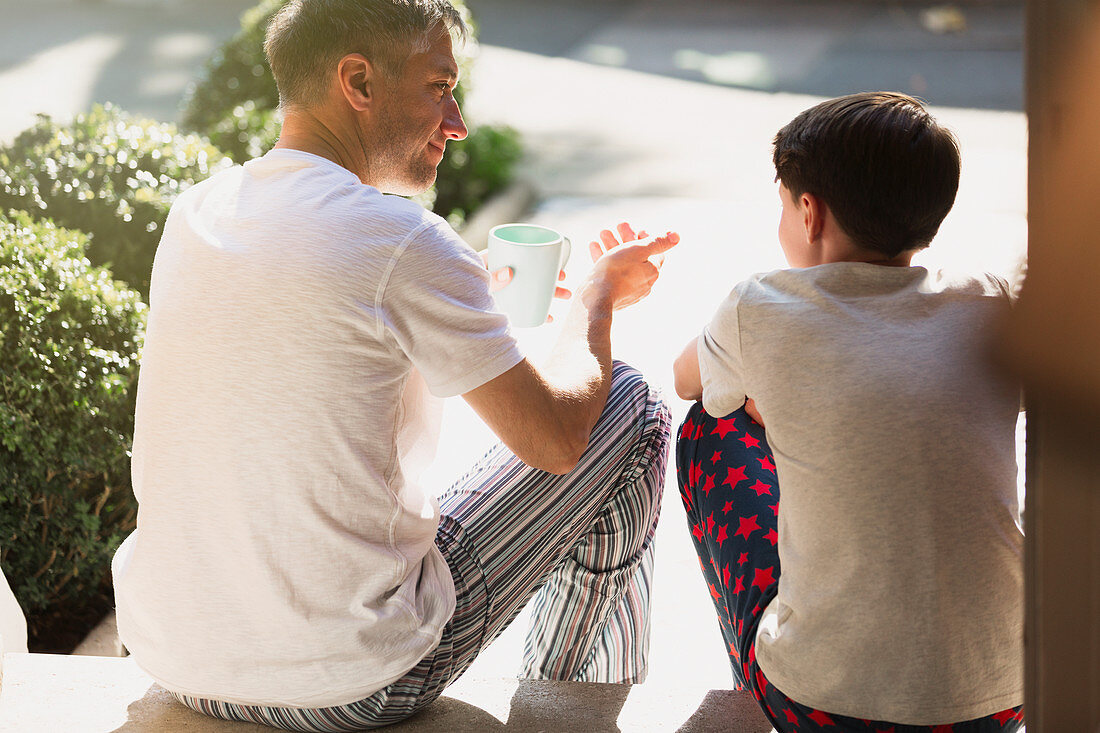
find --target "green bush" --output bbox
[181,0,521,227]
[0,210,146,645]
[0,105,231,297]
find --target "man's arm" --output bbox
[463,224,678,474]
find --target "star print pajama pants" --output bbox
[676,401,1024,733]
[174,362,670,731]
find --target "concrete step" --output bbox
[0,653,774,732]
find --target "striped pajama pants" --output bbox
[175,361,671,731]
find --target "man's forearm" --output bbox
[541,287,616,440]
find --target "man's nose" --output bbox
[443,98,467,141]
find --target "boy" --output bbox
[672,92,1024,731]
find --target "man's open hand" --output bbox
[584,222,679,311]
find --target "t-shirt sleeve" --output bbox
[699,287,747,418]
[380,220,524,397]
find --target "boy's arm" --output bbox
[673,335,765,426]
[673,337,703,400]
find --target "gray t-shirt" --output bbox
[699,263,1023,724]
[113,149,523,707]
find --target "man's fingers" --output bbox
[643,231,680,256]
[554,285,572,300]
[616,222,636,242]
[489,266,513,292]
[589,240,604,262]
[599,229,620,251]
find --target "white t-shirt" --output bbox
[699,263,1023,725]
[112,149,523,707]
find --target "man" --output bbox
[111,0,676,729]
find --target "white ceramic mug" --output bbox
[487,223,572,328]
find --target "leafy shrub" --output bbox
[0,210,146,646]
[0,105,231,297]
[181,0,521,227]
[434,125,523,228]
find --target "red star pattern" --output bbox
[755,668,768,695]
[706,512,716,536]
[694,423,704,440]
[723,465,749,488]
[711,416,738,439]
[769,502,779,516]
[739,432,761,449]
[710,450,722,464]
[764,528,778,546]
[875,728,896,733]
[689,461,703,488]
[992,710,1017,725]
[931,726,955,733]
[722,564,731,586]
[752,566,777,591]
[722,500,733,513]
[732,575,744,594]
[757,455,777,473]
[784,708,799,726]
[708,582,722,602]
[734,514,761,540]
[749,479,773,496]
[738,552,748,566]
[691,524,704,542]
[716,524,729,547]
[679,418,695,440]
[701,473,715,496]
[807,709,836,727]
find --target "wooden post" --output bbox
[1009,0,1100,728]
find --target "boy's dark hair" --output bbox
[264,0,467,110]
[773,92,961,258]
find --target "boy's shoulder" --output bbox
[732,264,1012,305]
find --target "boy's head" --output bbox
[773,92,961,259]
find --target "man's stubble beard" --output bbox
[371,112,439,196]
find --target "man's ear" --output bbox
[801,192,827,245]
[336,53,374,112]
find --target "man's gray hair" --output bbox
[264,0,467,109]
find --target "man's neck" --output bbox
[274,108,373,185]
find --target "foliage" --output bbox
[0,105,231,297]
[180,0,520,227]
[434,125,522,228]
[0,210,146,640]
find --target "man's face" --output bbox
[367,31,468,195]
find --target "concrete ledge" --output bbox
[0,653,774,732]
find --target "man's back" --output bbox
[113,148,521,707]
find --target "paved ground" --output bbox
[1,0,1027,726]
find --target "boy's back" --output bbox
[699,262,1022,722]
[674,91,1024,730]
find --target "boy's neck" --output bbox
[817,241,916,268]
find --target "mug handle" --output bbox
[560,237,572,270]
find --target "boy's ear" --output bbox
[336,53,374,112]
[801,192,827,244]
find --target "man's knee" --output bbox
[598,361,670,522]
